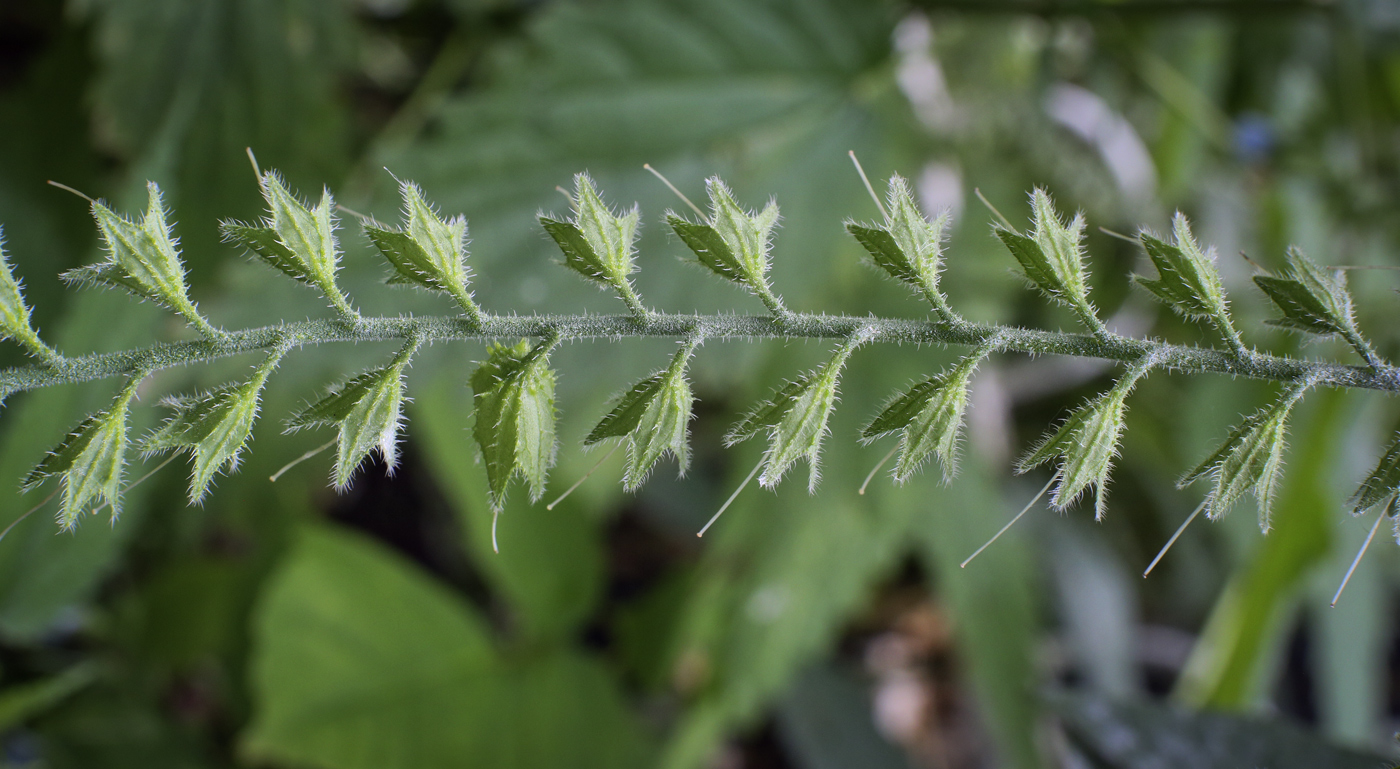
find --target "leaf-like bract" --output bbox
[1253,248,1379,366]
[1018,356,1153,519]
[1351,433,1400,515]
[363,181,477,316]
[585,341,696,490]
[1134,213,1238,345]
[64,183,212,334]
[994,188,1099,328]
[221,172,351,314]
[0,230,48,357]
[1180,380,1312,530]
[471,338,559,511]
[541,173,639,288]
[24,382,138,528]
[288,343,417,489]
[667,178,782,309]
[143,351,281,502]
[727,335,865,491]
[846,175,951,314]
[862,343,988,483]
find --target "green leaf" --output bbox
[222,171,353,315]
[541,173,640,288]
[64,183,211,333]
[471,338,559,512]
[585,374,666,446]
[23,381,138,528]
[246,524,650,769]
[0,230,47,357]
[862,345,987,483]
[289,343,417,489]
[845,175,951,312]
[724,376,813,446]
[668,178,783,311]
[994,188,1099,329]
[1350,432,1400,515]
[1134,213,1239,346]
[585,341,698,490]
[363,181,476,315]
[220,222,315,285]
[142,351,281,502]
[727,336,864,492]
[1253,248,1379,365]
[1254,248,1355,336]
[1180,379,1312,530]
[1018,357,1153,519]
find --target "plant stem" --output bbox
[0,311,1396,397]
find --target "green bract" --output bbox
[1253,248,1381,367]
[471,337,560,515]
[0,230,54,362]
[862,340,995,483]
[993,188,1103,334]
[221,172,357,319]
[287,340,419,489]
[63,183,219,339]
[585,339,697,490]
[846,175,955,320]
[1018,355,1155,520]
[667,178,787,316]
[1351,433,1400,515]
[1180,378,1314,531]
[541,173,647,318]
[364,181,481,323]
[1135,213,1242,352]
[726,332,869,491]
[143,350,284,502]
[23,378,140,528]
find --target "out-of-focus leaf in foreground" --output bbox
[245,524,649,769]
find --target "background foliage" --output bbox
[1,0,1400,766]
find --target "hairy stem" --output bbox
[0,312,1396,398]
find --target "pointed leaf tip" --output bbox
[846,174,951,311]
[471,338,559,511]
[1133,214,1238,345]
[1351,433,1400,515]
[1180,379,1312,530]
[25,384,137,527]
[364,181,477,316]
[143,351,281,502]
[289,343,417,490]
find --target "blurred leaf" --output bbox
[913,462,1042,769]
[85,0,353,261]
[1051,690,1390,769]
[774,664,912,769]
[0,662,99,732]
[245,523,649,769]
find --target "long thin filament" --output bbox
[643,164,705,218]
[847,151,888,219]
[858,444,899,496]
[547,443,621,510]
[1331,502,1390,607]
[0,487,60,543]
[270,439,336,482]
[1143,497,1209,577]
[960,471,1059,569]
[698,458,764,538]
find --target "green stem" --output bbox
[1,312,1396,396]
